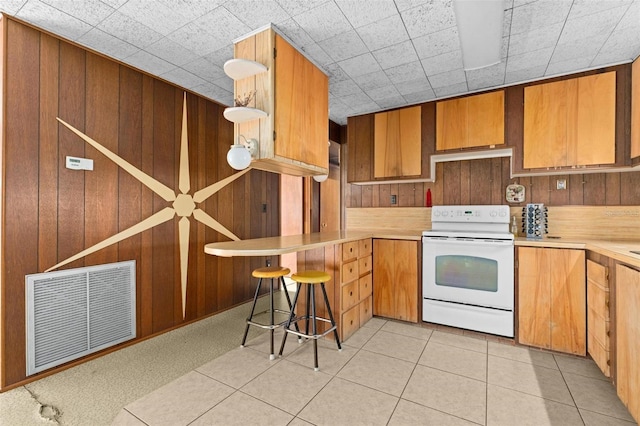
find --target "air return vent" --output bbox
[26,261,136,376]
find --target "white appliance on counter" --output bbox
[422,205,514,337]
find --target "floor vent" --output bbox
[26,260,136,376]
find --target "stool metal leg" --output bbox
[321,283,342,351]
[280,277,300,335]
[305,283,311,337]
[241,277,263,347]
[279,283,301,356]
[311,284,319,371]
[269,278,275,360]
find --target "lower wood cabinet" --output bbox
[587,259,610,377]
[518,247,586,355]
[373,239,418,322]
[615,264,640,423]
[339,239,373,341]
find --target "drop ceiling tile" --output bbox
[118,0,191,36]
[100,0,128,8]
[420,51,463,76]
[568,0,633,20]
[558,6,627,45]
[212,76,234,94]
[373,40,418,70]
[224,0,290,29]
[97,10,163,48]
[353,70,392,91]
[367,84,401,101]
[77,28,139,60]
[395,78,432,96]
[375,94,407,110]
[202,45,234,69]
[0,0,27,14]
[550,36,604,64]
[182,58,225,83]
[434,81,468,98]
[329,79,364,97]
[591,44,640,67]
[157,0,224,21]
[503,5,513,38]
[318,30,369,63]
[356,14,410,52]
[339,90,375,107]
[401,1,456,39]
[507,22,563,56]
[466,62,506,90]
[324,62,351,83]
[346,101,381,116]
[274,19,316,48]
[403,87,436,104]
[545,57,593,76]
[335,0,397,29]
[125,50,177,76]
[615,1,640,30]
[275,0,330,17]
[160,67,207,90]
[510,0,571,36]
[146,37,199,66]
[40,0,115,26]
[428,69,466,89]
[385,61,426,84]
[504,65,546,84]
[338,53,382,78]
[505,47,553,72]
[16,0,92,41]
[299,43,333,68]
[413,26,459,60]
[394,0,431,12]
[192,82,234,105]
[293,1,352,42]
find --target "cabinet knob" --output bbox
[349,291,353,297]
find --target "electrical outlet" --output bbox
[556,179,567,190]
[390,195,397,204]
[262,203,267,212]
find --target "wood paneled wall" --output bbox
[346,159,640,208]
[1,18,279,389]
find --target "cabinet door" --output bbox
[518,247,551,349]
[394,240,418,322]
[569,72,616,166]
[523,80,568,169]
[373,239,395,318]
[550,249,586,355]
[616,264,640,422]
[374,106,421,178]
[466,91,504,148]
[347,114,374,182]
[632,58,640,159]
[436,98,467,151]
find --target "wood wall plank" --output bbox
[140,74,154,337]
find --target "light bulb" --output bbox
[313,174,328,183]
[226,144,252,170]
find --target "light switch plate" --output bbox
[556,179,566,190]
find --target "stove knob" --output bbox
[490,210,497,217]
[442,211,449,217]
[433,210,441,217]
[499,210,507,217]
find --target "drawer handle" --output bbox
[350,319,354,325]
[349,268,353,273]
[349,291,353,297]
[350,248,353,253]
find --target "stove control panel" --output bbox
[431,205,510,223]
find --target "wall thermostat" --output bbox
[66,156,94,171]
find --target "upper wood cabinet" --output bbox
[374,106,421,178]
[523,71,616,169]
[347,114,374,183]
[232,26,328,176]
[436,90,504,151]
[518,247,586,355]
[632,57,640,160]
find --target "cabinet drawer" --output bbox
[587,306,610,347]
[359,296,373,327]
[359,239,372,256]
[342,259,359,284]
[359,274,372,300]
[342,305,360,341]
[587,279,609,320]
[588,331,610,377]
[587,260,608,289]
[359,255,372,275]
[343,241,359,261]
[342,280,359,311]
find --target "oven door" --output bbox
[422,236,514,310]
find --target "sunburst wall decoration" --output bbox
[49,93,249,318]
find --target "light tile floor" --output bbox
[112,318,636,426]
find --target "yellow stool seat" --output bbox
[252,266,291,279]
[290,270,331,284]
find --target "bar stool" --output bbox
[241,266,297,360]
[278,270,342,371]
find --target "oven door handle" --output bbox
[422,236,513,247]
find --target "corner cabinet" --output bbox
[615,264,640,423]
[340,239,373,340]
[373,239,419,322]
[231,26,328,176]
[587,259,610,377]
[436,90,504,151]
[517,247,586,355]
[523,71,616,169]
[374,106,421,178]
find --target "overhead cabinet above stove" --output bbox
[227,25,329,177]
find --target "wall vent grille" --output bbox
[26,261,136,376]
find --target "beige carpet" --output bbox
[0,294,279,426]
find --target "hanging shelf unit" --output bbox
[223,106,268,123]
[223,58,268,80]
